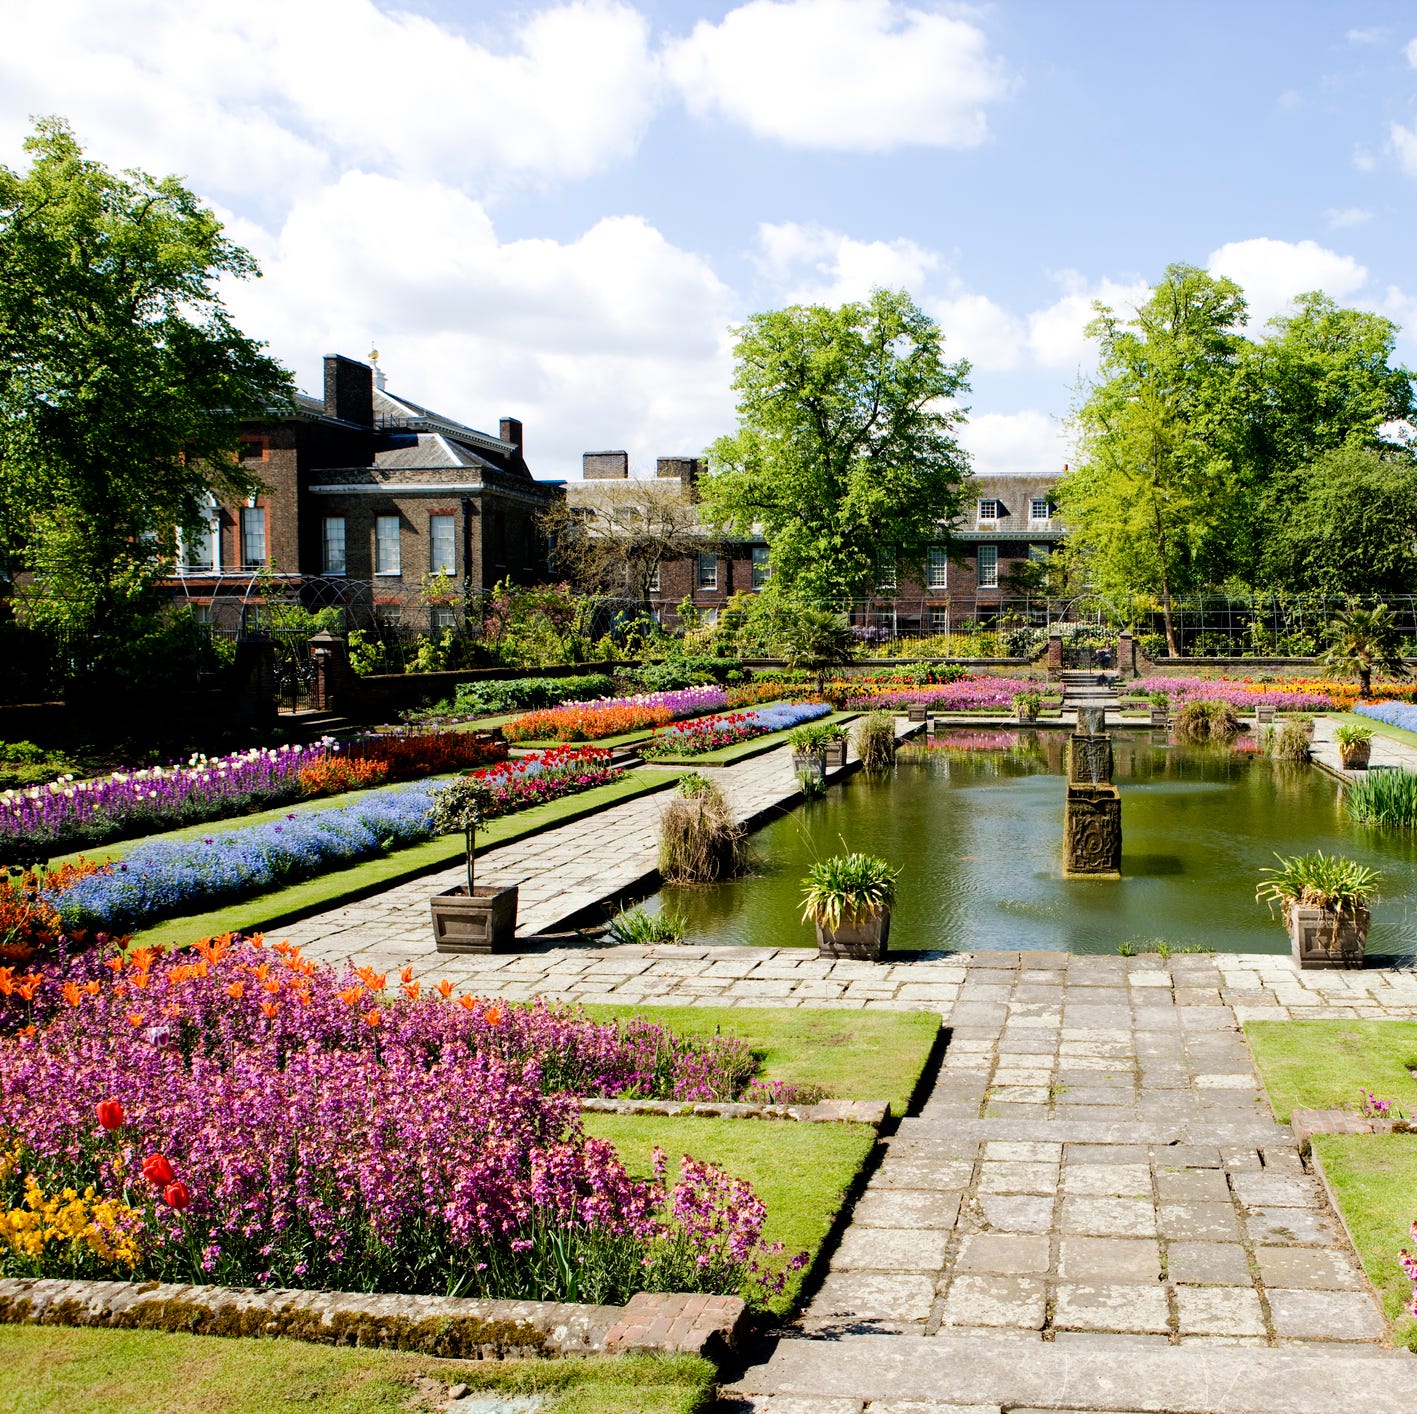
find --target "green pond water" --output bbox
[650,729,1417,957]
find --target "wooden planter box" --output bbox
[815,906,891,961]
[907,705,929,723]
[1285,901,1369,970]
[1339,741,1372,770]
[822,740,847,770]
[431,884,519,953]
[792,752,826,784]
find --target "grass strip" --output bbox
[1335,709,1417,753]
[1310,1133,1417,1350]
[1244,1020,1417,1123]
[583,1112,875,1317]
[579,1003,939,1118]
[644,711,858,767]
[0,1328,715,1414]
[128,770,684,948]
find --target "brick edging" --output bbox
[579,1096,889,1126]
[0,1276,746,1362]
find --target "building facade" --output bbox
[170,355,558,633]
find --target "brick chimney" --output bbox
[500,417,523,453]
[323,355,373,426]
[583,451,629,480]
[656,456,703,490]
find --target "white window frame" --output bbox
[178,497,220,574]
[375,515,402,577]
[876,549,897,594]
[322,516,346,576]
[929,609,950,634]
[697,551,718,590]
[1029,497,1051,523]
[751,545,771,589]
[977,544,998,590]
[430,606,456,632]
[927,546,948,589]
[977,498,999,523]
[429,514,456,575]
[240,505,267,569]
[646,563,661,593]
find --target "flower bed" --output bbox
[641,702,832,759]
[0,734,509,861]
[1132,676,1342,711]
[43,748,619,934]
[842,677,1035,712]
[503,686,730,743]
[1357,702,1417,733]
[0,936,796,1304]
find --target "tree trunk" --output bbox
[465,825,476,895]
[1359,666,1372,699]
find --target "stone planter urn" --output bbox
[822,740,847,770]
[1285,900,1369,970]
[1015,705,1039,725]
[1256,705,1276,725]
[907,704,929,723]
[816,906,891,961]
[431,884,519,954]
[1149,707,1169,727]
[792,752,827,784]
[1339,739,1372,770]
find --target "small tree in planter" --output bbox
[427,776,518,952]
[1256,849,1382,969]
[1335,722,1374,770]
[801,852,898,960]
[1012,690,1042,724]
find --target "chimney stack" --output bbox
[323,355,374,426]
[583,451,629,480]
[500,417,523,453]
[656,456,703,490]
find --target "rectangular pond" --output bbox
[649,728,1417,957]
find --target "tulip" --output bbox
[96,1099,125,1131]
[162,1181,191,1211]
[142,1153,176,1186]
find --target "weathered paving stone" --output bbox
[1057,1236,1163,1284]
[831,1228,952,1273]
[937,1274,1047,1330]
[1166,1241,1253,1286]
[1256,1246,1364,1290]
[1174,1285,1268,1337]
[1155,1167,1231,1202]
[1244,1206,1346,1246]
[1266,1288,1386,1342]
[955,1234,1050,1276]
[1159,1201,1241,1241]
[976,1162,1058,1195]
[1061,1163,1151,1196]
[1233,1173,1323,1208]
[1051,1282,1171,1334]
[1058,1196,1157,1237]
[851,1190,963,1230]
[977,1195,1054,1234]
[807,1272,937,1327]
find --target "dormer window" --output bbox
[1030,497,1051,522]
[977,499,1000,522]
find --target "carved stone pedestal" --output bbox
[1064,785,1122,877]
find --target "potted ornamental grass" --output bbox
[1148,691,1170,728]
[820,722,849,770]
[801,851,898,961]
[1256,849,1381,969]
[428,775,519,953]
[788,722,839,783]
[1012,690,1042,725]
[1335,722,1374,770]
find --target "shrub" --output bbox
[451,674,616,717]
[633,657,741,692]
[1270,721,1312,764]
[659,776,745,884]
[786,722,841,756]
[1345,770,1417,828]
[1335,722,1375,748]
[800,853,898,929]
[606,907,687,946]
[1172,699,1242,742]
[852,712,896,774]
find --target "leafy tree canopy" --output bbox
[0,118,294,658]
[700,288,971,606]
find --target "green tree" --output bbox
[0,118,294,674]
[1058,264,1248,654]
[1261,446,1417,595]
[700,289,971,606]
[1321,604,1409,699]
[776,601,857,696]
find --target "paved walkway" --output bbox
[1311,713,1417,779]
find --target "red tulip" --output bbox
[162,1181,191,1211]
[142,1154,176,1186]
[96,1099,125,1131]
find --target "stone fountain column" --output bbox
[1064,728,1122,878]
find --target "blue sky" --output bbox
[3,1,1415,479]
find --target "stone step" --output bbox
[728,1333,1412,1413]
[892,1115,1291,1146]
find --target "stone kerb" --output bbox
[0,1275,747,1362]
[579,1096,890,1127]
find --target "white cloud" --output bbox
[1406,35,1417,64]
[1347,27,1388,45]
[752,222,941,304]
[665,0,1014,150]
[1207,237,1368,327]
[0,0,660,210]
[221,173,737,479]
[1391,121,1417,178]
[960,411,1069,477]
[1353,144,1377,172]
[1326,206,1373,228]
[1024,272,1150,371]
[929,293,1026,372]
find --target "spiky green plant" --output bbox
[1344,769,1417,828]
[658,774,745,883]
[606,906,687,946]
[1271,720,1312,763]
[1173,699,1242,742]
[800,852,898,930]
[1322,605,1410,699]
[852,711,896,774]
[1256,850,1382,917]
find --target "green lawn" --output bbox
[0,1328,713,1413]
[580,1003,941,1117]
[1310,1133,1417,1349]
[1333,709,1417,753]
[1245,1019,1417,1123]
[129,769,683,948]
[584,1112,875,1316]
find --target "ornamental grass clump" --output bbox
[1255,850,1382,919]
[1172,699,1243,742]
[852,712,896,774]
[658,775,745,884]
[1267,720,1313,764]
[800,853,898,930]
[1344,769,1417,828]
[605,907,686,946]
[0,936,796,1303]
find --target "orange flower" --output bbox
[17,1025,35,1039]
[246,932,265,949]
[127,972,150,991]
[82,981,100,996]
[401,981,420,1001]
[0,966,16,997]
[484,1004,504,1027]
[354,967,387,992]
[457,994,477,1011]
[250,964,270,982]
[436,979,454,999]
[225,982,245,1000]
[336,986,363,1007]
[262,979,281,995]
[361,1008,381,1028]
[399,966,415,984]
[259,1002,279,1018]
[102,956,124,975]
[61,982,83,1007]
[273,940,292,956]
[290,987,311,1007]
[16,978,41,1002]
[126,1012,145,1028]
